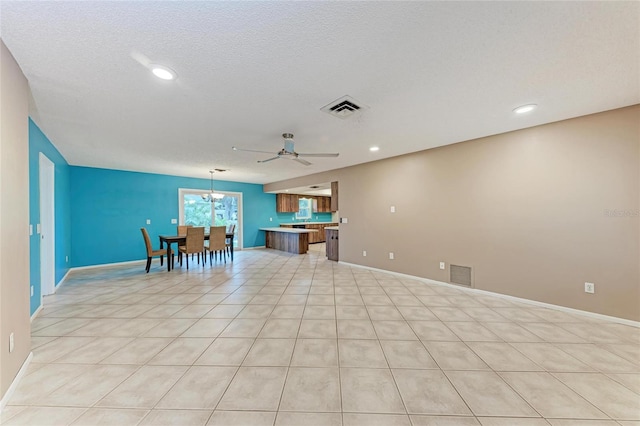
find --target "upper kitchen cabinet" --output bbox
[315,196,332,213]
[331,181,339,212]
[276,193,299,212]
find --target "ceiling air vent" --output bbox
[450,265,472,287]
[321,95,368,119]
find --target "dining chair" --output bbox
[178,226,205,269]
[226,224,236,256]
[140,227,170,273]
[177,225,192,235]
[176,225,192,259]
[206,226,227,263]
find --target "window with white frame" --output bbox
[295,198,312,220]
[178,188,243,248]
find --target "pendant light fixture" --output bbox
[202,170,225,202]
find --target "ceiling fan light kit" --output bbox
[233,133,339,166]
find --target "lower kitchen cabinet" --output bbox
[279,223,337,243]
[325,228,339,261]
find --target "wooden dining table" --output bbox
[159,232,234,271]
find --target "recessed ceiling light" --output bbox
[513,104,537,114]
[369,146,380,152]
[150,65,176,80]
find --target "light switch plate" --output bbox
[36,224,41,234]
[440,262,445,270]
[30,224,33,236]
[389,252,394,260]
[390,206,396,213]
[146,219,151,225]
[341,218,348,224]
[171,219,177,224]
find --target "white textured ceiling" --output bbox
[1,1,638,185]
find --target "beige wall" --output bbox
[0,41,31,399]
[266,106,640,321]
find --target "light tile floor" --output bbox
[3,244,639,426]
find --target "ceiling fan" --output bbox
[233,133,339,166]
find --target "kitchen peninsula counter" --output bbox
[279,222,338,244]
[260,227,318,254]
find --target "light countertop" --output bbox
[324,226,339,230]
[260,227,318,233]
[279,222,338,225]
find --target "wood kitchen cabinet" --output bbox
[325,227,339,261]
[276,193,299,212]
[307,224,324,243]
[314,196,331,213]
[330,181,338,212]
[279,223,338,243]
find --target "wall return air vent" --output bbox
[450,264,473,287]
[321,95,368,119]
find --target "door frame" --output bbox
[39,153,55,298]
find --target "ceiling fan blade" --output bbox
[232,146,276,155]
[293,158,312,166]
[296,152,340,158]
[257,156,281,163]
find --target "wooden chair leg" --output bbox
[160,255,163,266]
[186,254,189,269]
[145,257,152,273]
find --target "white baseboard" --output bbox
[0,352,33,414]
[55,269,72,288]
[30,305,43,322]
[339,261,640,328]
[70,259,146,271]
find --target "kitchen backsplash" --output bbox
[276,212,334,223]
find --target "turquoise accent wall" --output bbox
[29,119,71,315]
[29,121,327,295]
[70,167,276,267]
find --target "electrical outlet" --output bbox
[341,218,348,224]
[66,256,69,263]
[363,250,367,257]
[9,333,14,353]
[390,206,396,213]
[171,218,177,224]
[146,219,151,225]
[585,282,595,294]
[31,286,34,297]
[269,217,273,222]
[29,224,33,236]
[440,262,445,270]
[389,252,394,260]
